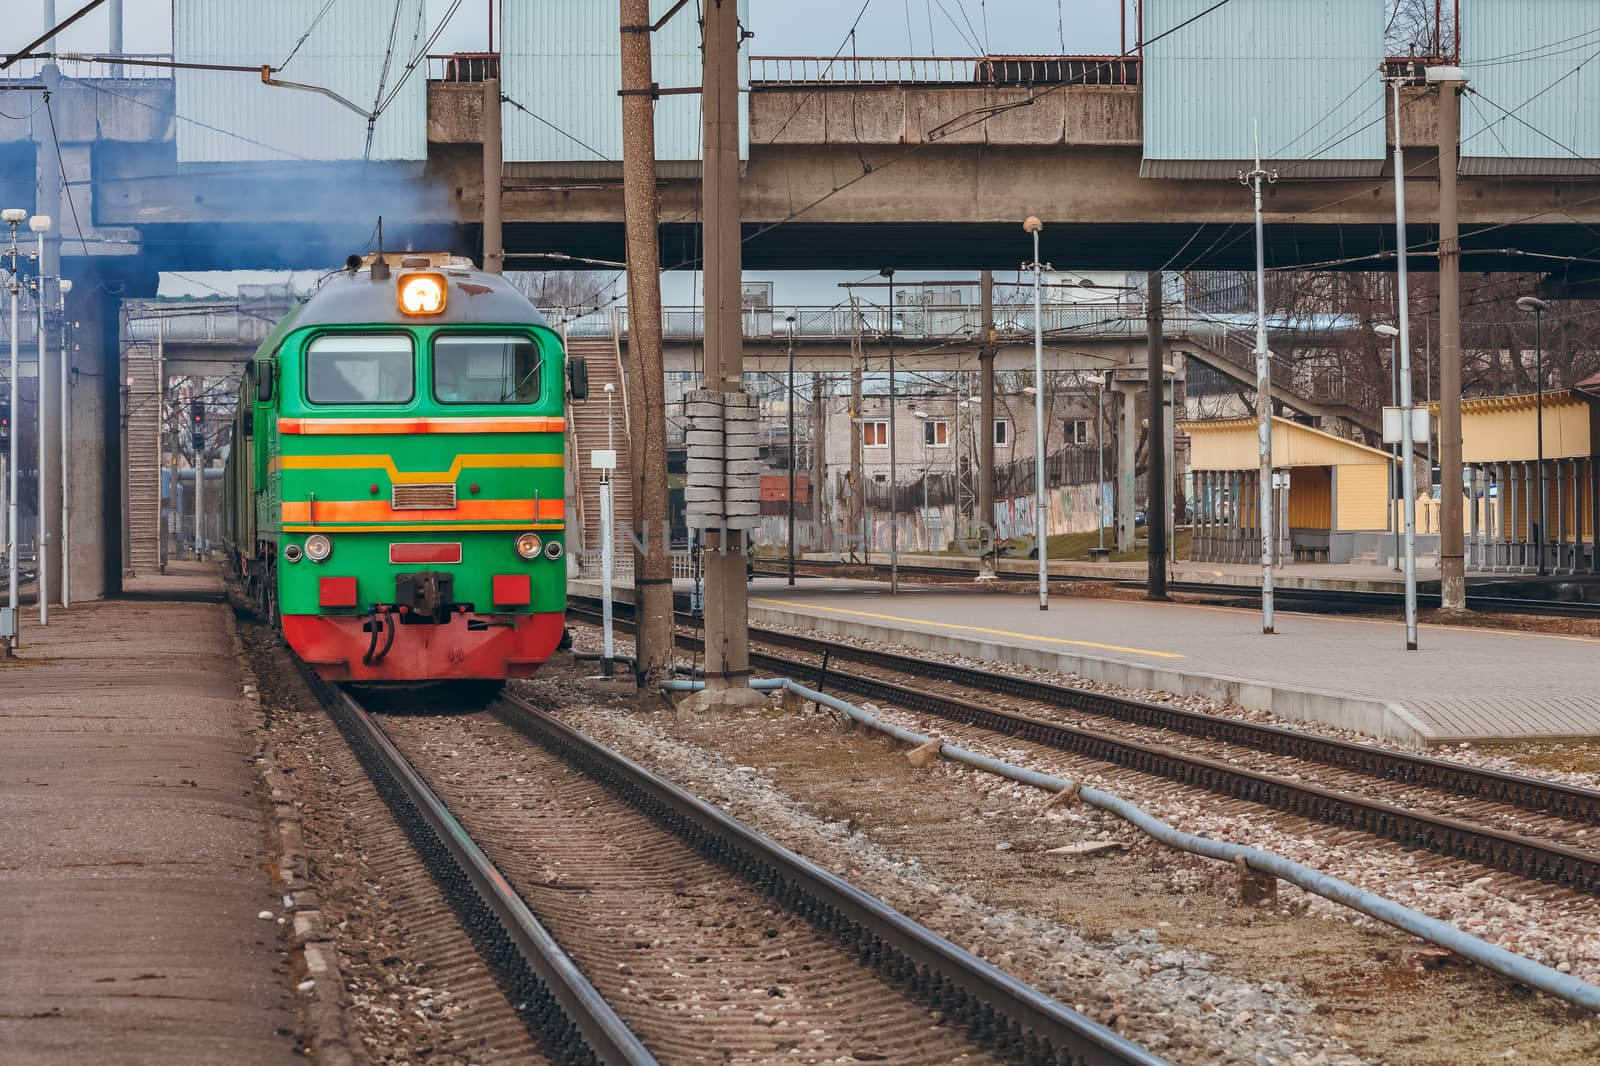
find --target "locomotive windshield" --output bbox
[305,334,415,405]
[433,334,543,404]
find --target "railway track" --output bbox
[569,599,1600,898]
[754,559,1600,619]
[305,663,1161,1064]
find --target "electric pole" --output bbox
[619,0,673,686]
[482,75,503,274]
[1146,270,1168,599]
[694,0,759,704]
[977,269,997,581]
[1433,66,1468,610]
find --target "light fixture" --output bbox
[304,533,332,562]
[543,539,563,561]
[27,215,51,234]
[1022,385,1038,396]
[284,543,304,563]
[515,532,542,559]
[1424,65,1468,83]
[397,272,447,315]
[1373,323,1400,338]
[58,279,72,296]
[1,208,26,224]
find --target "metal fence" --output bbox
[0,53,177,81]
[749,55,1139,87]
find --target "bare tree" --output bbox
[1386,0,1456,58]
[506,270,619,315]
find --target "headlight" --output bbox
[284,543,303,563]
[305,534,332,562]
[543,540,563,561]
[515,532,542,559]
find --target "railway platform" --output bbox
[739,576,1600,747]
[576,572,1600,747]
[0,562,299,1063]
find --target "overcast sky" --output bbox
[3,1,1130,299]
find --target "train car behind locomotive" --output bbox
[223,254,588,686]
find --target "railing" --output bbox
[750,55,1139,87]
[426,53,500,82]
[0,53,176,81]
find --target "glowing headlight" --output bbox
[305,534,332,562]
[397,272,447,316]
[515,532,542,560]
[543,540,563,561]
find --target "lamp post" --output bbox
[785,311,797,586]
[29,214,50,624]
[1516,295,1551,576]
[880,268,898,594]
[1375,323,1402,573]
[1388,75,1420,651]
[2,207,25,654]
[1023,216,1048,611]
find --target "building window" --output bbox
[1065,419,1089,444]
[863,420,888,447]
[922,419,949,446]
[994,419,1009,446]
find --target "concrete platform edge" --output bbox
[747,604,1434,750]
[225,603,360,1066]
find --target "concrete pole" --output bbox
[6,237,19,654]
[1117,384,1136,551]
[811,370,826,549]
[977,269,997,579]
[849,301,864,560]
[619,0,672,686]
[57,283,68,604]
[35,222,50,622]
[786,316,795,585]
[698,0,754,696]
[41,1,56,51]
[1436,71,1468,609]
[194,449,204,559]
[1247,122,1275,634]
[109,0,123,76]
[1025,225,1047,610]
[1145,270,1167,599]
[482,77,503,274]
[885,269,898,594]
[1392,78,1419,649]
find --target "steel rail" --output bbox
[738,626,1600,826]
[569,597,1600,824]
[567,601,1600,894]
[305,671,658,1066]
[493,692,1166,1066]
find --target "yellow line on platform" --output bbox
[750,599,1184,659]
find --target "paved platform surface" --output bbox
[810,551,1462,594]
[724,577,1600,747]
[0,563,298,1063]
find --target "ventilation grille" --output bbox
[392,483,457,510]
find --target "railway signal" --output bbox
[190,399,205,451]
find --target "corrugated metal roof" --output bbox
[501,0,749,166]
[1460,0,1600,175]
[1142,0,1386,177]
[174,0,427,163]
[1180,416,1394,469]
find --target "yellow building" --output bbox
[1457,389,1598,574]
[1181,416,1396,564]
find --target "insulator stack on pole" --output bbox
[618,0,673,686]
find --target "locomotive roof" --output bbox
[292,266,553,331]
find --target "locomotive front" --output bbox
[248,259,583,684]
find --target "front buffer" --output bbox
[283,610,565,682]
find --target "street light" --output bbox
[2,208,24,654]
[880,267,898,594]
[1516,295,1552,576]
[28,216,50,625]
[1374,323,1402,574]
[1023,216,1048,611]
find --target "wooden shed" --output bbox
[1180,416,1396,564]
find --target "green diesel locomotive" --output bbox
[222,255,587,684]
